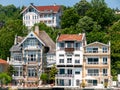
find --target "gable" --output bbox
[85,41,109,47]
[19,31,45,46]
[21,5,39,14]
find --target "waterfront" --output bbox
[1,87,120,90]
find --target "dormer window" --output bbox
[29,8,34,12]
[30,34,33,37]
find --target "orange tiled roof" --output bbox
[58,34,83,42]
[35,5,61,12]
[0,59,7,64]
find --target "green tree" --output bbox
[0,19,27,59]
[0,73,12,87]
[49,65,58,84]
[74,0,91,16]
[61,8,79,29]
[40,73,48,84]
[0,4,21,22]
[86,31,107,43]
[76,16,101,33]
[86,0,115,29]
[7,65,15,77]
[108,20,120,80]
[109,20,120,32]
[109,20,120,60]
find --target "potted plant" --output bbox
[40,73,48,85]
[104,82,108,88]
[81,82,86,88]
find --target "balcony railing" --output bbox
[59,47,80,51]
[102,63,107,65]
[86,62,108,65]
[56,74,74,78]
[85,50,108,53]
[13,76,24,79]
[87,62,99,64]
[65,48,74,52]
[87,73,108,76]
[24,45,41,50]
[87,73,99,76]
[103,73,108,76]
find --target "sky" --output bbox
[0,0,120,9]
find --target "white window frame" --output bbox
[87,68,99,76]
[103,68,108,76]
[87,57,99,64]
[103,57,108,64]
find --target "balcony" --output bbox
[84,50,109,56]
[56,74,74,79]
[87,73,99,76]
[87,62,99,64]
[28,61,38,66]
[24,45,41,50]
[13,76,24,80]
[9,60,24,65]
[86,73,108,77]
[65,48,74,52]
[85,63,108,68]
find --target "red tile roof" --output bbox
[58,34,83,42]
[0,59,7,64]
[35,5,61,12]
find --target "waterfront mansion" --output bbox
[7,26,55,87]
[7,26,112,87]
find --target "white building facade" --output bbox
[21,3,62,29]
[55,33,86,86]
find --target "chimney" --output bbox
[56,32,61,41]
[54,3,56,6]
[58,32,61,37]
[79,33,81,35]
[7,57,9,63]
[30,3,34,6]
[108,41,111,46]
[35,26,40,36]
[14,34,18,45]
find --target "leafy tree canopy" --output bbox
[0,20,27,59]
[76,16,101,33]
[40,73,48,84]
[49,65,58,83]
[74,0,91,16]
[61,8,79,28]
[86,0,116,29]
[0,72,12,85]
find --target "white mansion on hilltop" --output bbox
[21,3,62,29]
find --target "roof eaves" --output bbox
[21,4,39,14]
[18,31,45,47]
[84,41,109,47]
